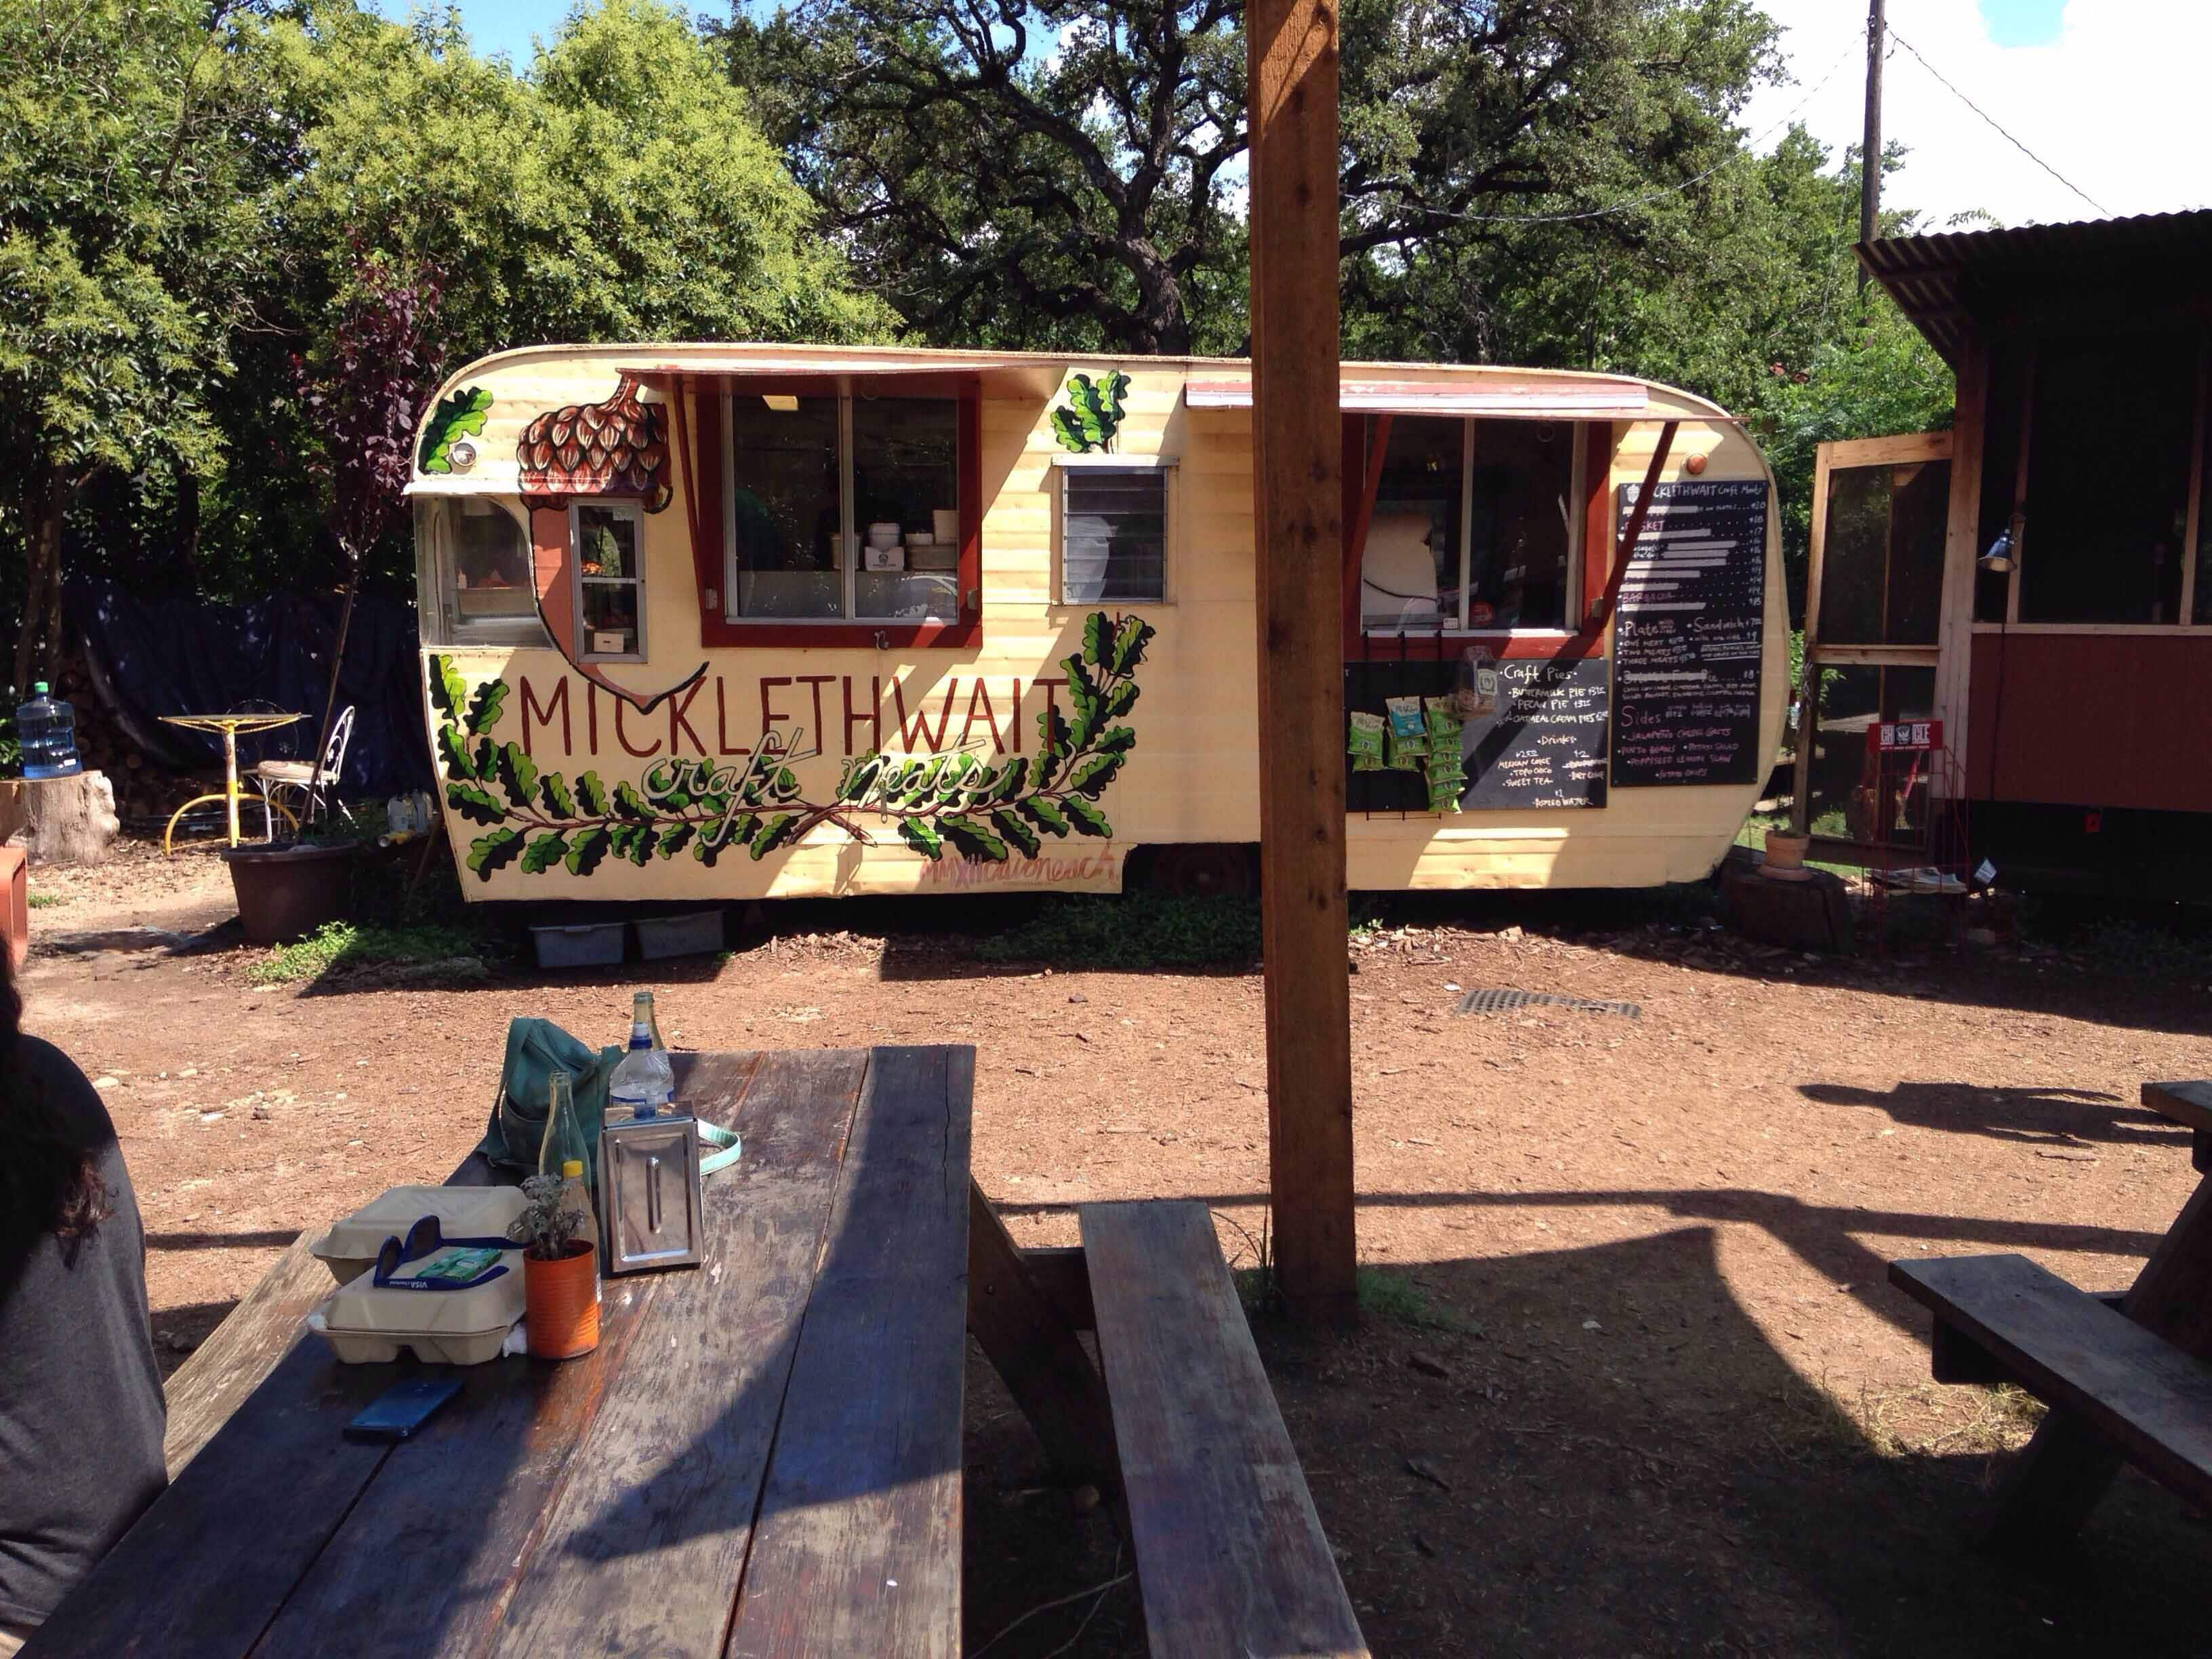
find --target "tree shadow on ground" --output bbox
[1255,1228,2212,1658]
[1799,1080,2188,1153]
[997,1182,2166,1348]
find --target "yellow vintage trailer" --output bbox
[407,344,1782,900]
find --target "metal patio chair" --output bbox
[253,704,356,834]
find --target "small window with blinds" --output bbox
[1060,468,1167,603]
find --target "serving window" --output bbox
[724,390,962,626]
[1357,415,1580,634]
[415,495,548,649]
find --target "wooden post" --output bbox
[1248,0,1356,1322]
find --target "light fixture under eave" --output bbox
[763,394,800,413]
[1978,531,2013,575]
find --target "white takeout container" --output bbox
[311,1185,529,1284]
[865,520,901,550]
[932,508,958,544]
[314,1245,527,1366]
[863,546,905,571]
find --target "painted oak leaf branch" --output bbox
[428,613,1153,880]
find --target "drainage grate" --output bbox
[1454,988,1641,1019]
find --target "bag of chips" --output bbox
[1347,711,1386,771]
[1423,696,1464,752]
[1426,769,1466,814]
[1385,695,1428,768]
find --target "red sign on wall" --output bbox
[1870,718,1943,753]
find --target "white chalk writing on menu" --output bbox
[1610,478,1767,788]
[1461,656,1610,810]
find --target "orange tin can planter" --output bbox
[524,1242,599,1359]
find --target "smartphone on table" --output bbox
[344,1376,462,1442]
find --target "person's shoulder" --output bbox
[14,1035,115,1141]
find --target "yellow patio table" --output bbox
[159,712,304,854]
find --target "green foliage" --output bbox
[418,386,493,474]
[976,893,1262,970]
[245,920,490,986]
[1050,371,1130,453]
[2,0,895,645]
[1753,292,1957,615]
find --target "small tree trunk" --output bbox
[308,550,363,823]
[41,533,64,685]
[12,464,64,698]
[0,773,121,867]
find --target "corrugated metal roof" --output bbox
[1859,208,2212,365]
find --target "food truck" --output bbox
[407,344,1784,901]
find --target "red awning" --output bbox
[1186,374,1650,419]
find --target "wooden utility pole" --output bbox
[1247,0,1357,1322]
[1858,0,1885,291]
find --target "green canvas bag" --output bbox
[475,1017,623,1189]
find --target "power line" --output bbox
[1885,27,2110,218]
[1365,41,1862,230]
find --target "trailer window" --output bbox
[415,496,547,649]
[725,392,962,624]
[1359,415,1575,632]
[1061,468,1166,603]
[573,502,645,660]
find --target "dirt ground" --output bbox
[18,842,2212,1656]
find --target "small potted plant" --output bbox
[513,1172,598,1359]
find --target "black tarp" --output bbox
[67,576,432,798]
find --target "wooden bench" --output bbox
[1891,1253,2212,1534]
[1080,1200,1368,1658]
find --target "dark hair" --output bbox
[0,951,112,1268]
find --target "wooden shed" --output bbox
[1800,210,2212,896]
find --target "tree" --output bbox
[0,0,901,636]
[0,0,283,691]
[268,0,895,361]
[722,0,1785,358]
[1755,283,1955,614]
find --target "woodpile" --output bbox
[43,649,225,825]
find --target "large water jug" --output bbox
[15,684,82,780]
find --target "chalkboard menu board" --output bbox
[1610,478,1767,787]
[1341,655,1609,813]
[1460,655,1609,810]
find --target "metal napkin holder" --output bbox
[597,1113,705,1275]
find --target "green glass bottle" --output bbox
[537,1069,590,1181]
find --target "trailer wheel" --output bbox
[1143,844,1256,899]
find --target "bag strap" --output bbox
[699,1122,742,1177]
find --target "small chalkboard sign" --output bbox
[1610,478,1767,788]
[1459,655,1610,810]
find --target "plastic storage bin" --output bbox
[531,921,626,968]
[311,1185,529,1284]
[634,910,724,961]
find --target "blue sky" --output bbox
[1979,0,2064,48]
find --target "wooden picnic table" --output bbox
[25,1046,977,1659]
[1889,1078,2212,1545]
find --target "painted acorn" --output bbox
[518,374,673,512]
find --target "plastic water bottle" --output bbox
[608,991,673,1120]
[15,684,81,780]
